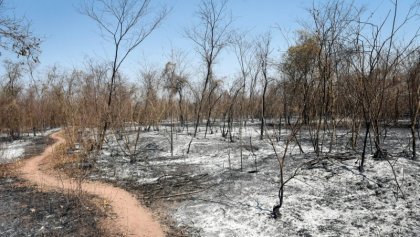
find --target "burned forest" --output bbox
[1,0,420,236]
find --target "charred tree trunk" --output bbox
[360,121,371,172]
[260,82,267,140]
[178,90,184,127]
[272,181,284,219]
[411,122,417,160]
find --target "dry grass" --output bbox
[0,162,19,179]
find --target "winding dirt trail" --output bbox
[19,132,165,237]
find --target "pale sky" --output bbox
[2,0,419,83]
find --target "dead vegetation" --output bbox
[0,0,420,236]
[0,133,122,237]
[0,162,110,237]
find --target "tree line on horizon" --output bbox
[1,0,419,155]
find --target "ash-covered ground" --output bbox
[0,177,106,237]
[0,130,58,164]
[88,124,420,236]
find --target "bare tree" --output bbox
[204,77,223,138]
[256,32,273,140]
[186,0,233,137]
[81,0,168,149]
[0,60,24,139]
[404,52,420,160]
[233,33,254,170]
[164,49,190,128]
[109,67,161,164]
[269,119,303,219]
[349,0,419,171]
[140,68,161,132]
[281,31,318,126]
[307,0,361,156]
[0,0,40,138]
[0,0,41,62]
[164,62,176,158]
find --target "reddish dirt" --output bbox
[19,132,165,237]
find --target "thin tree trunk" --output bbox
[360,121,371,172]
[260,82,267,140]
[411,123,416,160]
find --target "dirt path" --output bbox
[19,132,165,237]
